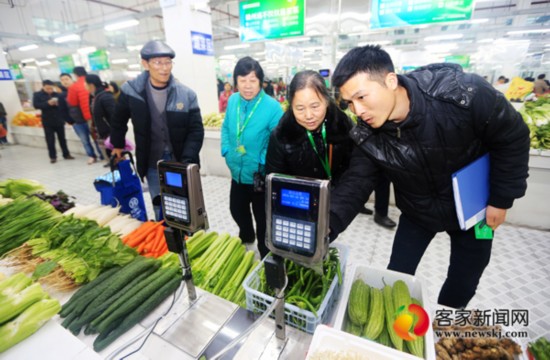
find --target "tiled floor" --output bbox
[1,144,549,344]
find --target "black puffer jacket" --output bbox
[91,88,116,139]
[266,104,354,186]
[110,72,204,179]
[330,63,530,235]
[32,90,64,127]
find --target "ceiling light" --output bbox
[507,29,550,35]
[128,64,141,69]
[219,54,236,60]
[105,19,140,31]
[111,58,128,64]
[18,44,38,51]
[425,43,458,52]
[358,40,392,46]
[54,34,81,43]
[477,38,494,43]
[36,60,52,66]
[23,65,37,69]
[77,46,96,54]
[127,45,143,51]
[544,44,550,47]
[21,58,35,63]
[2,50,7,55]
[424,34,463,42]
[46,54,57,59]
[224,44,250,50]
[470,18,489,24]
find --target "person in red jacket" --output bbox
[67,66,103,164]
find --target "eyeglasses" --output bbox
[149,60,174,68]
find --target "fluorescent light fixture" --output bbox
[46,53,57,59]
[470,18,489,24]
[2,50,7,55]
[254,51,266,56]
[36,60,52,66]
[507,29,550,35]
[111,58,128,64]
[127,45,143,51]
[425,43,458,52]
[424,34,463,42]
[18,44,38,51]
[358,40,392,46]
[544,43,550,47]
[128,64,141,69]
[477,38,494,43]
[21,58,35,63]
[105,19,139,31]
[54,34,81,43]
[77,46,96,54]
[223,44,250,50]
[23,65,37,69]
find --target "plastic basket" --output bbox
[243,244,348,334]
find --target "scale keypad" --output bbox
[162,194,189,222]
[272,215,315,252]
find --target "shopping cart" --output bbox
[94,151,147,221]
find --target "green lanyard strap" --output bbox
[236,92,264,144]
[306,122,332,179]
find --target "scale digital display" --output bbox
[280,189,310,210]
[165,171,183,188]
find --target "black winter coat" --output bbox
[110,72,204,179]
[330,63,530,236]
[266,104,354,186]
[32,90,64,127]
[91,88,115,139]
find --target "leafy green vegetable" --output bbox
[0,179,45,199]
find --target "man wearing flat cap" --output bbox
[110,40,205,219]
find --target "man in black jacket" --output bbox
[32,80,74,163]
[110,40,204,219]
[330,45,530,308]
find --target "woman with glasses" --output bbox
[221,57,283,258]
[266,70,354,190]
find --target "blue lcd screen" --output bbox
[165,171,183,188]
[280,189,310,210]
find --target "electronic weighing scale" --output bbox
[131,166,329,360]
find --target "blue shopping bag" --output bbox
[94,152,147,221]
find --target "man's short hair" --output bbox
[332,45,395,88]
[73,66,87,77]
[42,80,55,86]
[538,74,546,80]
[233,56,264,88]
[60,73,72,79]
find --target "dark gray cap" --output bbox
[140,40,175,60]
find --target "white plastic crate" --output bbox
[333,265,436,360]
[243,244,347,334]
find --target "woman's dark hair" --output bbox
[332,45,394,88]
[109,81,119,93]
[288,70,332,107]
[233,56,264,88]
[85,74,108,89]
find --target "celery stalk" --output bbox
[0,273,32,299]
[0,283,48,323]
[0,299,61,353]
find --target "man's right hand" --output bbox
[112,148,123,161]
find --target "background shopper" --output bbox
[218,82,232,113]
[85,74,115,163]
[0,102,8,145]
[359,175,397,229]
[221,56,283,258]
[32,80,74,163]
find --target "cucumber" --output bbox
[93,277,181,352]
[93,267,180,335]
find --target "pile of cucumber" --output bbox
[60,256,181,352]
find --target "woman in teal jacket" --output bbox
[221,57,283,258]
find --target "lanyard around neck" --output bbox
[306,122,331,179]
[236,92,264,143]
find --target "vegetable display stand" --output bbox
[94,152,147,221]
[333,265,436,360]
[243,244,347,334]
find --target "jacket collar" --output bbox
[239,89,265,106]
[133,71,175,93]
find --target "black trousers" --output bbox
[229,180,268,258]
[43,124,70,159]
[374,174,391,217]
[388,214,492,309]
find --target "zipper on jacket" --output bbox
[397,127,401,139]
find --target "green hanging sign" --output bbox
[445,55,470,68]
[239,0,305,42]
[58,55,75,74]
[88,49,110,71]
[9,64,23,80]
[371,0,474,29]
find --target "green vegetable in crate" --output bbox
[0,298,61,353]
[347,279,370,326]
[406,297,424,359]
[383,284,403,351]
[362,287,384,340]
[0,272,32,299]
[376,321,392,348]
[528,336,550,360]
